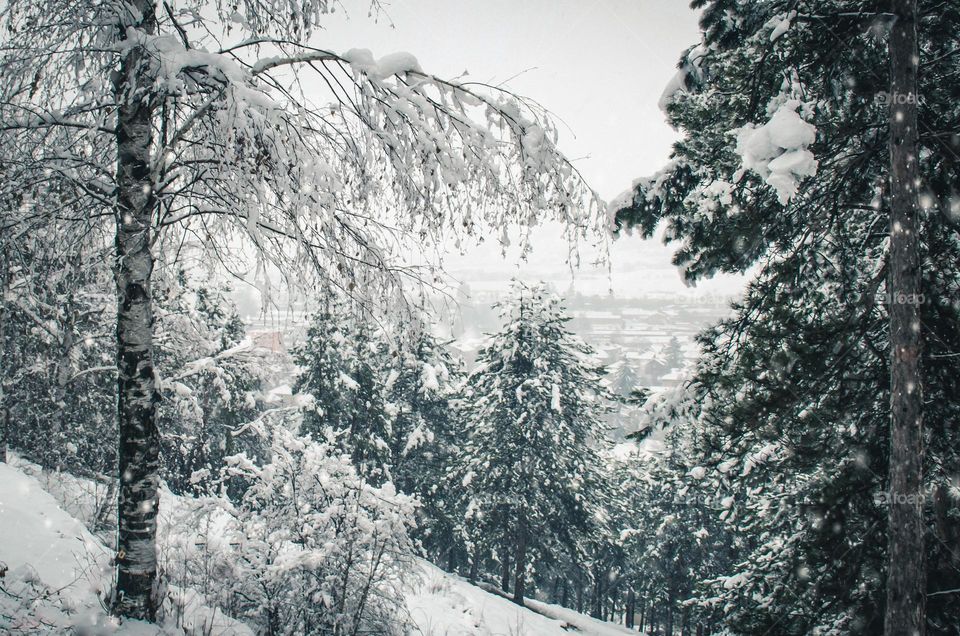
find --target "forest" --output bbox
[0,0,957,635]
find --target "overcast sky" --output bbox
[312,0,745,299]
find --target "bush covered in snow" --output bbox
[160,424,418,635]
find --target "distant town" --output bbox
[243,287,737,437]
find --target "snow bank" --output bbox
[406,560,636,635]
[733,99,818,204]
[523,598,638,635]
[0,462,251,635]
[0,462,118,633]
[405,561,565,635]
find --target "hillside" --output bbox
[0,461,635,635]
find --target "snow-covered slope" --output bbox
[0,462,249,635]
[1,460,633,635]
[406,561,636,636]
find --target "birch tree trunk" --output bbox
[885,0,926,634]
[112,0,161,620]
[0,245,8,464]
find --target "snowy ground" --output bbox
[406,562,637,635]
[0,460,635,635]
[0,461,251,635]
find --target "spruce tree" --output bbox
[3,241,116,477]
[612,1,960,632]
[457,281,612,605]
[293,308,393,484]
[385,327,466,566]
[154,270,265,496]
[292,305,357,438]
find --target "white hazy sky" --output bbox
[312,0,745,298]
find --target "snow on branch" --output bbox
[0,2,603,321]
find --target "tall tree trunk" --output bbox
[576,570,584,613]
[446,545,456,573]
[885,1,926,634]
[469,551,479,582]
[512,514,527,605]
[500,543,511,594]
[0,406,7,464]
[591,561,603,619]
[625,589,635,629]
[0,245,8,464]
[112,0,161,620]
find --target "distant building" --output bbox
[250,330,285,353]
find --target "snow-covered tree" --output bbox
[613,402,735,635]
[611,1,960,632]
[607,357,642,399]
[604,356,645,440]
[457,281,613,605]
[0,0,600,617]
[153,270,268,496]
[292,304,357,437]
[664,336,683,370]
[385,326,466,567]
[293,308,394,484]
[1,233,116,477]
[162,421,418,635]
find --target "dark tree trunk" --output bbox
[639,596,646,633]
[591,562,603,619]
[512,514,527,604]
[111,0,161,621]
[626,589,635,628]
[576,570,584,613]
[469,552,479,583]
[885,1,926,635]
[446,545,456,573]
[500,544,511,594]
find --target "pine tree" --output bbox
[2,237,116,477]
[457,281,613,605]
[385,327,466,567]
[341,324,394,484]
[608,356,641,398]
[293,308,393,484]
[292,305,357,438]
[153,270,266,496]
[664,336,684,370]
[616,390,736,635]
[611,1,960,632]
